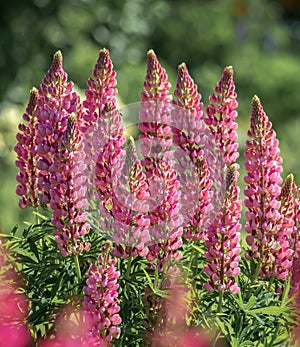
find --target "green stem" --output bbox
[125,248,132,280]
[74,254,82,281]
[217,290,224,313]
[34,207,40,225]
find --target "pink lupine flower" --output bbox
[274,174,295,279]
[172,63,213,240]
[138,50,183,266]
[205,66,239,166]
[83,48,118,126]
[141,49,172,103]
[110,138,150,258]
[244,95,287,279]
[15,87,39,209]
[35,51,90,256]
[204,165,241,294]
[289,183,300,296]
[83,244,122,345]
[139,49,173,163]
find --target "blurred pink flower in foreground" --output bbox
[148,266,211,347]
[0,243,31,347]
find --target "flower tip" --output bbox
[30,87,38,95]
[178,62,187,71]
[53,50,63,69]
[225,66,233,76]
[252,95,261,106]
[147,49,156,57]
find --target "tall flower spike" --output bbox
[244,96,286,279]
[83,48,118,125]
[172,63,213,240]
[290,183,300,297]
[83,244,122,345]
[205,66,239,166]
[203,165,241,294]
[35,51,90,256]
[139,50,173,163]
[141,49,172,103]
[273,174,295,279]
[15,88,39,209]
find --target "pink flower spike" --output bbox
[141,49,172,103]
[204,165,241,294]
[83,243,121,344]
[83,48,118,125]
[35,50,90,256]
[244,95,288,279]
[205,66,239,166]
[15,87,39,209]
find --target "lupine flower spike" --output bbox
[139,50,183,267]
[139,49,173,164]
[244,95,289,279]
[15,88,39,209]
[83,243,122,346]
[83,48,118,126]
[35,51,90,256]
[205,66,239,166]
[204,165,241,294]
[173,63,213,240]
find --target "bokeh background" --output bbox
[1,0,300,231]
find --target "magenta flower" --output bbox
[35,51,90,256]
[15,88,39,209]
[172,62,213,240]
[137,50,183,266]
[83,244,122,345]
[289,182,300,296]
[141,49,172,103]
[244,95,290,279]
[83,48,118,126]
[203,165,241,294]
[205,66,239,166]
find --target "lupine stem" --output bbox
[217,290,224,313]
[125,247,132,280]
[74,254,82,281]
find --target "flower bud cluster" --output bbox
[83,244,122,344]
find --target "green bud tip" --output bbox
[53,50,63,70]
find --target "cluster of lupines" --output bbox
[15,51,90,256]
[14,47,300,344]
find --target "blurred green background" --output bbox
[1,0,300,232]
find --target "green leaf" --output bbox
[239,341,255,347]
[248,306,288,316]
[245,295,258,310]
